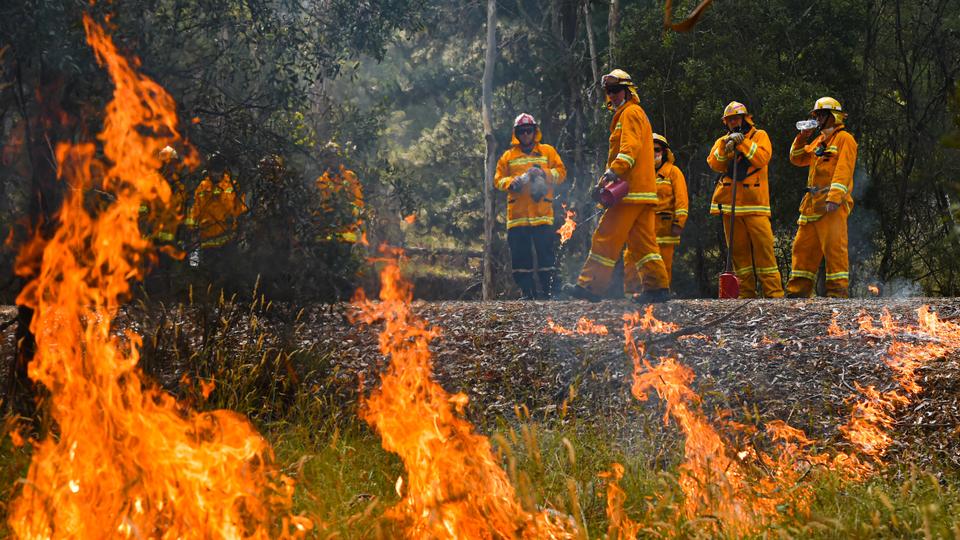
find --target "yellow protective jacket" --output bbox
[316,166,365,243]
[494,128,566,229]
[139,172,186,243]
[789,127,857,224]
[188,172,247,248]
[607,97,657,204]
[707,125,773,216]
[654,153,689,229]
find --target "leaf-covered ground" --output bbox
[3,298,959,470]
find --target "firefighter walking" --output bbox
[706,102,784,298]
[624,133,687,292]
[564,69,669,303]
[494,113,567,299]
[187,152,247,253]
[786,97,858,298]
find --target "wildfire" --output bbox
[599,463,641,540]
[546,316,609,335]
[828,311,845,336]
[624,306,679,334]
[868,284,880,296]
[355,252,575,538]
[9,15,308,537]
[557,208,577,245]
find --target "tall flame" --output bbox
[355,252,575,538]
[557,208,577,245]
[9,15,308,538]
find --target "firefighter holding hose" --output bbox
[707,102,783,298]
[563,69,669,303]
[494,113,567,299]
[786,97,858,298]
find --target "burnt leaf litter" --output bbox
[2,298,958,468]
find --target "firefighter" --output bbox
[624,133,687,292]
[563,69,670,303]
[707,101,784,298]
[315,165,365,245]
[140,145,187,245]
[786,97,858,298]
[187,152,247,252]
[493,113,567,299]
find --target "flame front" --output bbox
[356,255,575,538]
[9,16,307,538]
[557,208,576,245]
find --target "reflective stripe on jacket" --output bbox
[189,173,247,244]
[707,126,773,216]
[789,127,857,224]
[654,160,689,229]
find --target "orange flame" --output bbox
[868,284,880,296]
[403,213,416,224]
[599,463,641,540]
[546,317,609,336]
[8,15,309,538]
[557,208,577,245]
[828,311,845,336]
[355,254,575,538]
[624,306,679,334]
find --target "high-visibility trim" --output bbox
[614,122,622,131]
[790,270,818,281]
[825,271,849,281]
[797,213,823,224]
[830,182,849,194]
[635,252,663,266]
[656,236,681,245]
[154,231,176,242]
[713,149,728,162]
[623,192,658,203]
[734,266,755,276]
[224,187,234,193]
[745,142,758,160]
[674,209,688,216]
[790,147,806,157]
[139,205,149,214]
[550,168,560,180]
[497,177,513,190]
[826,145,838,153]
[656,178,672,185]
[184,218,196,226]
[201,236,230,248]
[508,156,549,166]
[506,216,555,229]
[588,251,617,268]
[709,204,771,214]
[755,265,780,275]
[615,153,635,167]
[213,189,222,195]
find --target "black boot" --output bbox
[536,271,555,300]
[514,272,537,300]
[632,288,671,304]
[560,283,601,302]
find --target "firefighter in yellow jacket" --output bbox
[316,165,365,244]
[187,152,247,250]
[624,133,688,292]
[707,102,784,298]
[564,69,669,303]
[140,145,186,245]
[786,97,858,298]
[494,113,566,299]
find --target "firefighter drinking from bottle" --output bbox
[624,132,688,293]
[494,113,567,299]
[786,97,858,298]
[707,101,784,298]
[563,69,669,304]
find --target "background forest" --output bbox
[2,0,960,301]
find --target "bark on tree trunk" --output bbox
[607,0,620,68]
[584,0,600,124]
[481,0,498,301]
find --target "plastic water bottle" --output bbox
[796,119,819,131]
[189,250,200,267]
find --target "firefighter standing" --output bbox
[564,69,670,303]
[140,145,186,245]
[315,165,365,245]
[786,97,858,298]
[187,152,247,253]
[494,113,567,299]
[707,102,784,298]
[624,133,688,292]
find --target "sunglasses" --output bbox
[654,147,664,153]
[515,127,535,135]
[604,86,625,95]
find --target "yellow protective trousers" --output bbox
[786,207,849,298]
[722,215,784,298]
[578,203,668,295]
[624,214,678,293]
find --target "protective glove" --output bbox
[727,132,745,145]
[600,168,619,185]
[725,139,736,154]
[509,171,530,192]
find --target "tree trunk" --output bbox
[584,0,600,124]
[607,0,620,68]
[481,0,498,301]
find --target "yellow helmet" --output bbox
[158,145,178,162]
[722,101,749,120]
[652,133,669,147]
[810,96,846,123]
[601,68,635,88]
